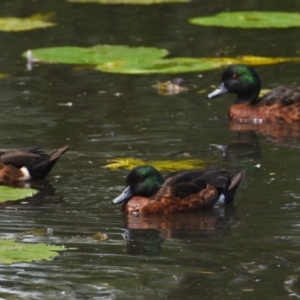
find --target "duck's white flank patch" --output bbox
[214,194,225,207]
[20,167,31,181]
[237,118,264,124]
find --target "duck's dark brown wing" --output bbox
[0,149,41,168]
[260,85,300,106]
[159,168,223,198]
[158,168,245,204]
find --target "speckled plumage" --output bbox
[112,166,245,215]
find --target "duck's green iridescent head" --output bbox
[207,64,261,104]
[112,166,164,205]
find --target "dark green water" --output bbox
[0,0,300,299]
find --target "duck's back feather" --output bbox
[157,168,236,201]
[259,86,300,107]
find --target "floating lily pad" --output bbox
[92,232,108,242]
[68,0,189,3]
[0,186,38,203]
[0,13,56,32]
[67,0,189,4]
[97,56,299,74]
[25,45,300,74]
[189,12,300,28]
[26,45,168,65]
[0,239,63,264]
[103,158,208,171]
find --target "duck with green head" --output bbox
[207,64,300,123]
[112,166,245,215]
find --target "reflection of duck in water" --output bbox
[123,228,165,256]
[112,166,244,215]
[211,131,261,162]
[208,64,300,123]
[229,121,300,140]
[0,145,69,184]
[123,209,237,255]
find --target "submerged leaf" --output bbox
[0,186,38,203]
[189,11,300,28]
[153,78,189,95]
[92,232,108,242]
[25,45,300,74]
[0,13,56,32]
[103,158,208,171]
[0,239,64,264]
[67,0,189,3]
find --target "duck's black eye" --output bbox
[232,74,238,79]
[139,177,145,183]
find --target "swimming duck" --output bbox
[0,145,69,184]
[112,166,245,215]
[207,64,300,123]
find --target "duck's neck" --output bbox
[235,89,260,106]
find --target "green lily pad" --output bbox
[97,55,300,74]
[189,11,300,28]
[0,13,56,32]
[103,158,208,171]
[25,45,300,74]
[26,45,168,65]
[0,186,38,203]
[67,0,189,3]
[0,239,64,264]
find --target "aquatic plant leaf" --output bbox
[0,239,64,264]
[67,0,190,3]
[25,45,300,74]
[189,12,300,28]
[26,45,168,65]
[97,55,300,74]
[92,232,108,242]
[0,13,56,32]
[260,89,271,96]
[103,158,208,171]
[0,186,38,202]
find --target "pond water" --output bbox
[1,0,300,299]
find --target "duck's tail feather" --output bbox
[228,170,245,190]
[27,145,70,180]
[223,170,245,204]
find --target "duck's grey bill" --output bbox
[207,82,228,99]
[112,186,133,204]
